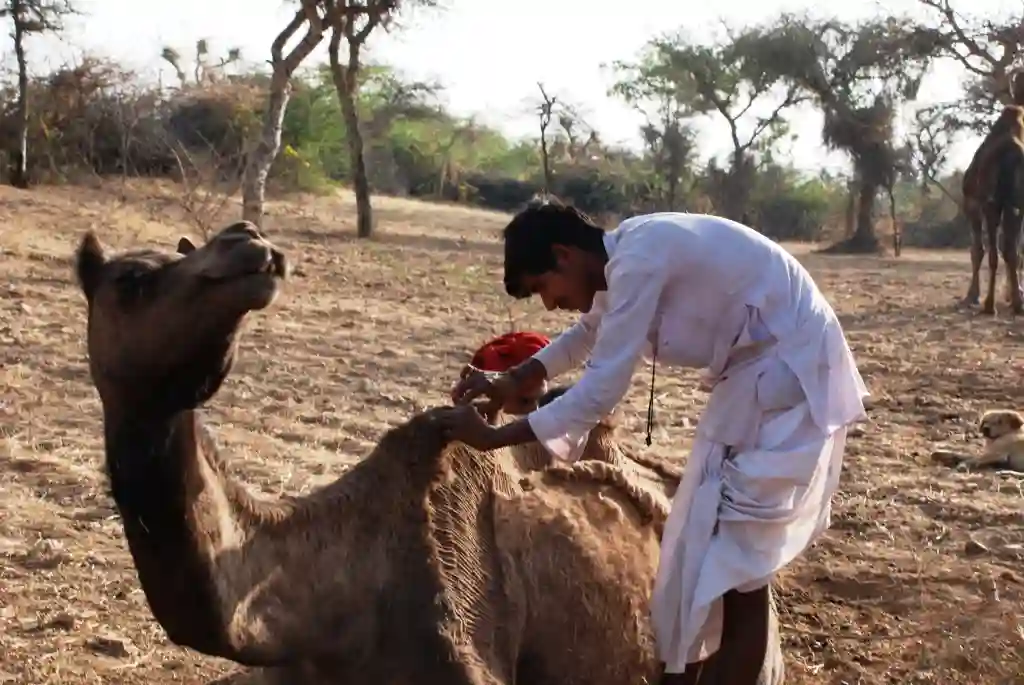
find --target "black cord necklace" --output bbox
[645,344,657,446]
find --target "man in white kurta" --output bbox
[444,204,869,683]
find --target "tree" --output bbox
[633,30,805,219]
[0,0,77,188]
[556,104,598,165]
[324,0,438,239]
[916,0,1024,133]
[907,103,960,203]
[741,14,939,252]
[160,39,241,88]
[357,64,443,193]
[535,82,557,194]
[609,52,699,211]
[241,0,326,226]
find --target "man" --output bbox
[438,201,869,684]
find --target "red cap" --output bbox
[470,331,550,372]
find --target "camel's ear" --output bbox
[75,231,107,299]
[177,236,197,255]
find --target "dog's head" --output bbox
[979,409,1024,441]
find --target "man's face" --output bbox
[519,245,598,313]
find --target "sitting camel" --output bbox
[961,69,1024,315]
[74,223,774,684]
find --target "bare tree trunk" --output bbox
[11,0,30,189]
[843,184,856,238]
[852,178,881,250]
[536,83,556,196]
[240,4,324,227]
[665,167,677,211]
[539,131,552,195]
[727,133,745,222]
[329,26,373,239]
[241,72,290,226]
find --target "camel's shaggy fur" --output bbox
[494,384,681,535]
[506,386,681,482]
[961,71,1024,315]
[74,223,674,684]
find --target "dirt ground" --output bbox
[0,180,1021,685]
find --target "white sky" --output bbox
[6,0,1022,175]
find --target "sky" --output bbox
[6,0,1022,175]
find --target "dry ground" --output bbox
[1,180,1022,685]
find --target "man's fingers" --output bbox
[456,383,486,405]
[452,366,487,404]
[451,372,478,403]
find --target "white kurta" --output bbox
[527,212,869,673]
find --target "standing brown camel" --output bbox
[74,222,782,684]
[961,71,1024,315]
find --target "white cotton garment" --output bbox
[524,212,870,672]
[651,348,853,671]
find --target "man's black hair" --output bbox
[502,197,605,299]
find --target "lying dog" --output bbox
[931,409,1024,472]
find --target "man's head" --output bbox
[502,198,609,313]
[469,331,551,416]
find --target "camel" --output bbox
[74,222,772,684]
[961,70,1024,315]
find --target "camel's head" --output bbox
[75,221,289,416]
[979,409,1024,442]
[1009,70,1024,106]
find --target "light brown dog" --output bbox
[931,409,1024,472]
[969,409,1024,471]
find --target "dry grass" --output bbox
[0,179,1022,685]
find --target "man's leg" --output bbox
[717,584,773,685]
[657,655,717,685]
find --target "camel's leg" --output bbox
[964,203,984,306]
[1000,204,1024,315]
[982,203,1000,315]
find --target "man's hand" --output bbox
[450,359,548,422]
[436,404,500,450]
[450,365,516,423]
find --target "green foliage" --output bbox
[0,5,996,251]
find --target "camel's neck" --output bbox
[103,408,252,659]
